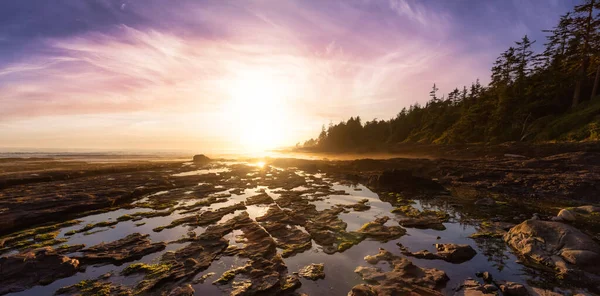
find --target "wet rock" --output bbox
[55,279,132,296]
[499,282,528,296]
[299,263,325,280]
[392,205,449,230]
[474,198,496,206]
[168,284,195,296]
[134,238,228,293]
[256,206,311,257]
[78,233,166,265]
[344,199,371,211]
[475,271,493,283]
[1,247,80,294]
[154,202,247,232]
[504,220,600,282]
[245,192,274,205]
[348,284,377,296]
[483,284,498,293]
[193,154,211,164]
[399,243,477,264]
[454,278,496,296]
[193,272,215,284]
[282,275,302,292]
[357,216,406,242]
[197,212,299,295]
[304,208,365,253]
[435,244,477,263]
[353,249,449,295]
[368,169,446,193]
[575,205,600,214]
[556,209,577,222]
[56,244,86,254]
[470,221,515,239]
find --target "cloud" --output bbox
[388,0,452,33]
[0,0,495,149]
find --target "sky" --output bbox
[0,0,579,153]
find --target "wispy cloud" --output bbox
[1,0,567,150]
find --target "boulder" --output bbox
[556,209,577,222]
[352,249,449,295]
[499,282,528,296]
[435,244,477,263]
[299,263,325,280]
[0,247,80,294]
[454,278,496,296]
[192,154,211,164]
[575,205,600,214]
[348,284,377,296]
[504,220,600,281]
[357,216,406,242]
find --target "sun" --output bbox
[224,69,292,152]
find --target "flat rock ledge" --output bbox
[504,219,600,285]
[77,233,166,265]
[0,246,80,295]
[349,248,449,296]
[399,243,477,264]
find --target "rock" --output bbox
[575,205,600,214]
[504,220,600,281]
[353,249,449,295]
[256,206,312,257]
[299,263,325,280]
[482,271,492,283]
[474,198,496,206]
[0,247,80,294]
[556,209,577,222]
[476,271,493,283]
[192,154,211,164]
[454,278,496,296]
[435,244,477,263]
[245,193,274,205]
[193,272,215,284]
[79,233,166,264]
[55,279,132,295]
[348,284,377,296]
[483,284,498,292]
[184,258,198,267]
[357,216,406,242]
[168,284,195,296]
[399,243,477,264]
[500,282,528,296]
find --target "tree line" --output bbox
[301,0,600,152]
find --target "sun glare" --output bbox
[224,69,292,152]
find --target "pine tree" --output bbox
[570,0,599,106]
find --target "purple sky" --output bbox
[0,0,578,152]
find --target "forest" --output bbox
[301,0,600,152]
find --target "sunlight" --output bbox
[224,69,292,152]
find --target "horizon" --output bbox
[0,0,578,152]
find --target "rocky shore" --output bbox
[0,149,599,295]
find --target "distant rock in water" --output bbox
[192,154,211,164]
